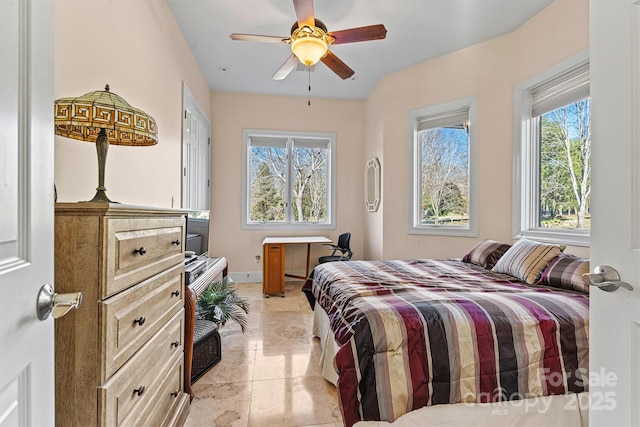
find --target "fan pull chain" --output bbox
[308,67,311,106]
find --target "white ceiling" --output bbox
[166,0,555,100]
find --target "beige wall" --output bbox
[364,0,590,260]
[363,84,386,260]
[209,93,366,274]
[54,0,211,207]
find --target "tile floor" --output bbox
[184,281,343,427]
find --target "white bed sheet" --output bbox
[312,302,339,386]
[311,303,589,427]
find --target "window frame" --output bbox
[513,49,590,246]
[408,96,478,237]
[241,129,336,230]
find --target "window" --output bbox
[409,97,477,236]
[242,129,336,229]
[514,51,590,246]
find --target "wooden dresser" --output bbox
[54,203,190,427]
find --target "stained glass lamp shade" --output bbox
[54,84,158,203]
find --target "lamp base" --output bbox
[85,190,119,204]
[86,129,119,204]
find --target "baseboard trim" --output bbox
[229,270,308,283]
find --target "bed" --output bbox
[302,239,590,427]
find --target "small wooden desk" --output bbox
[262,236,332,297]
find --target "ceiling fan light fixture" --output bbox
[229,1,387,81]
[290,26,328,66]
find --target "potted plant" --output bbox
[196,276,250,333]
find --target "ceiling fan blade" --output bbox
[329,24,387,45]
[321,50,355,80]
[272,54,299,80]
[230,33,290,43]
[293,0,315,28]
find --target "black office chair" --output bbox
[319,232,352,264]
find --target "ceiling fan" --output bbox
[229,0,387,81]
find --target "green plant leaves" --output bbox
[196,277,250,333]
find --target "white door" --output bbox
[590,0,640,425]
[181,83,210,211]
[0,1,55,426]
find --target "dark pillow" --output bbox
[536,254,590,294]
[462,239,512,270]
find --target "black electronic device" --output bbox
[185,258,208,286]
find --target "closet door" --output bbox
[182,84,210,211]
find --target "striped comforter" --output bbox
[304,259,589,427]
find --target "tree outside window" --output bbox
[251,159,285,222]
[243,131,334,228]
[539,99,591,230]
[419,127,469,227]
[409,96,477,237]
[513,53,590,246]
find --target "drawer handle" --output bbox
[171,289,180,297]
[134,247,147,255]
[171,390,179,398]
[171,239,181,246]
[171,340,180,348]
[133,316,146,326]
[133,386,146,397]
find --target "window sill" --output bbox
[242,222,335,230]
[408,226,478,238]
[516,229,590,247]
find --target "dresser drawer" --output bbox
[137,355,186,427]
[98,311,185,427]
[101,264,184,379]
[104,217,185,298]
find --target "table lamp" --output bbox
[54,84,158,203]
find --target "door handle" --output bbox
[36,283,83,320]
[582,265,634,292]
